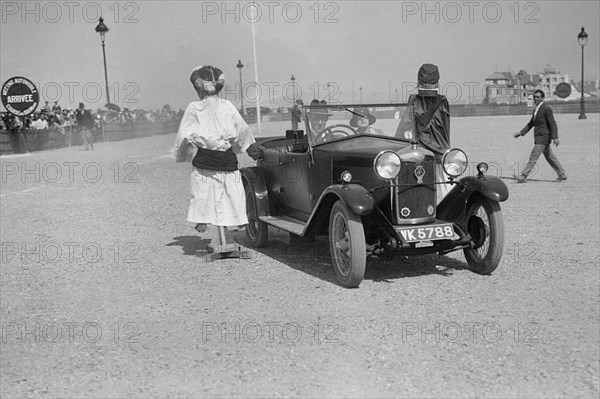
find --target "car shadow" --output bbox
[365,253,469,283]
[235,231,341,285]
[233,228,470,287]
[166,235,212,257]
[500,175,558,183]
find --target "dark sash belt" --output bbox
[192,147,238,172]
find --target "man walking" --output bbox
[75,102,94,150]
[513,90,566,183]
[291,99,303,130]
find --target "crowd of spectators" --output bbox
[1,101,184,153]
[1,101,183,133]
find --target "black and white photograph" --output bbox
[1,1,599,397]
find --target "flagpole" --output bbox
[250,0,262,135]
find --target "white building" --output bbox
[484,64,585,105]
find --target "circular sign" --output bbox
[555,82,572,99]
[1,76,39,116]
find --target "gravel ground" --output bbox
[1,114,598,398]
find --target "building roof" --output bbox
[485,72,511,81]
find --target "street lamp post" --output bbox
[359,87,363,103]
[290,74,298,130]
[578,27,588,120]
[95,17,110,105]
[290,74,296,103]
[236,60,245,114]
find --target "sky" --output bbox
[1,0,599,111]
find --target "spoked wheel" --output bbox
[463,197,504,274]
[244,184,268,247]
[329,200,366,288]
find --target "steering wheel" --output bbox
[314,124,358,143]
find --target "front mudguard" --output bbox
[319,184,376,216]
[437,175,509,230]
[240,167,269,217]
[303,184,376,236]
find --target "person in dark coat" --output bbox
[396,63,451,203]
[513,90,566,182]
[75,102,95,150]
[2,113,27,154]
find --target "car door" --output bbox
[279,150,314,221]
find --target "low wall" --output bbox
[1,101,598,155]
[0,119,181,155]
[0,128,75,154]
[450,99,599,117]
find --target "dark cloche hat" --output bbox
[417,63,440,97]
[308,99,332,118]
[349,108,376,127]
[418,63,440,85]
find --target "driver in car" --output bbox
[307,99,332,135]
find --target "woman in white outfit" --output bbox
[173,65,255,233]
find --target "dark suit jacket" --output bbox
[75,108,94,130]
[519,102,558,145]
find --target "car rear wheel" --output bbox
[244,183,268,247]
[463,197,504,274]
[329,200,366,288]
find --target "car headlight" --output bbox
[476,162,488,175]
[341,171,352,183]
[374,151,401,179]
[442,148,468,178]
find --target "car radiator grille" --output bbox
[394,161,436,225]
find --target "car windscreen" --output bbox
[302,104,415,144]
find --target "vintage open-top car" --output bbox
[241,102,509,287]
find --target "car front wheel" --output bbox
[329,200,366,288]
[463,197,504,274]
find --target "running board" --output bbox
[259,216,306,236]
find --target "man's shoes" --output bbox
[556,176,567,182]
[514,174,527,183]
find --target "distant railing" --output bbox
[0,118,182,155]
[1,100,598,155]
[449,99,599,117]
[102,119,180,141]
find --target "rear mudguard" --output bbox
[240,167,269,217]
[437,175,509,229]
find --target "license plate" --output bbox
[415,241,434,248]
[396,223,455,243]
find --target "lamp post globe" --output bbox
[95,17,111,105]
[578,27,588,120]
[236,60,245,114]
